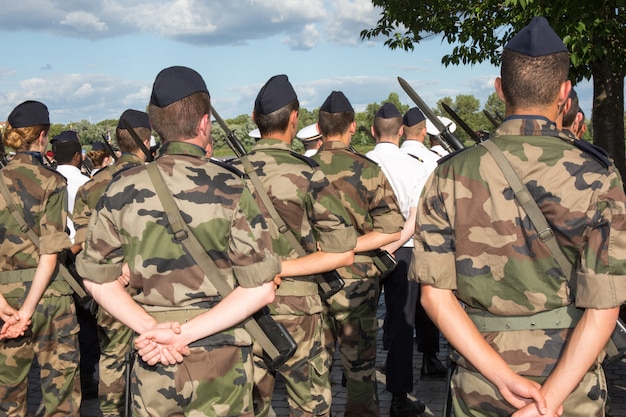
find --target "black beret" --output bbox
[320,91,354,113]
[504,16,567,57]
[375,102,402,119]
[7,100,50,128]
[254,74,297,115]
[150,66,209,108]
[403,107,426,126]
[117,109,151,129]
[91,141,106,151]
[51,130,79,143]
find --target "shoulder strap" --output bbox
[238,156,334,295]
[479,140,573,279]
[145,162,282,360]
[0,173,87,298]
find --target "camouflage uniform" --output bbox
[411,117,626,416]
[73,153,144,417]
[313,141,403,417]
[77,141,280,417]
[0,152,80,416]
[232,138,357,417]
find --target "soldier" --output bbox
[0,100,81,416]
[72,109,152,417]
[366,103,430,417]
[76,66,282,416]
[296,122,323,157]
[312,91,404,416]
[412,17,626,417]
[560,88,580,138]
[231,74,357,417]
[400,107,440,174]
[400,107,448,380]
[84,141,113,175]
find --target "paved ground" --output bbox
[27,295,626,416]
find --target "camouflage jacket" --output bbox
[0,152,72,296]
[232,138,357,315]
[73,153,144,245]
[77,141,281,346]
[411,117,626,377]
[313,141,403,280]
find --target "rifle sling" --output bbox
[238,156,332,294]
[145,163,280,360]
[0,174,87,298]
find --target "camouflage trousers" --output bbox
[0,293,81,417]
[324,278,380,417]
[97,306,133,417]
[253,312,331,417]
[451,362,608,416]
[131,344,254,417]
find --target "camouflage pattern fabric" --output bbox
[0,152,80,416]
[313,141,403,417]
[77,141,280,416]
[231,138,357,417]
[73,153,144,417]
[131,345,255,417]
[411,117,626,416]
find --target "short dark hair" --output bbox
[562,95,579,128]
[318,110,354,137]
[373,117,402,139]
[500,49,569,110]
[254,100,299,136]
[53,140,81,164]
[149,91,211,142]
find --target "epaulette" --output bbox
[350,150,379,166]
[407,153,424,163]
[437,146,471,165]
[210,158,245,178]
[572,139,612,169]
[44,165,66,180]
[289,151,319,168]
[111,163,140,179]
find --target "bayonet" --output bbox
[483,109,500,129]
[441,103,482,144]
[397,77,465,152]
[121,118,153,162]
[100,134,119,161]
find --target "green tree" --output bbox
[362,0,626,180]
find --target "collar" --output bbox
[495,116,560,138]
[320,141,350,151]
[158,141,207,158]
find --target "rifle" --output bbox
[121,119,153,162]
[100,135,119,162]
[211,107,345,300]
[61,249,98,315]
[397,77,465,152]
[495,110,505,122]
[124,349,135,417]
[441,103,483,144]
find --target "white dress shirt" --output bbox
[56,164,89,242]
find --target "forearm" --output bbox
[280,250,354,277]
[539,307,619,414]
[354,231,400,253]
[178,281,276,345]
[382,207,416,254]
[84,279,156,333]
[20,253,58,317]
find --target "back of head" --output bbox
[500,17,569,111]
[148,66,210,142]
[116,109,152,153]
[253,74,299,136]
[51,130,82,165]
[373,102,403,139]
[318,91,355,137]
[402,107,427,139]
[4,100,50,151]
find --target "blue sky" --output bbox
[0,0,593,125]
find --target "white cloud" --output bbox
[283,24,320,50]
[60,11,109,33]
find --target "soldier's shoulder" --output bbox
[209,158,245,178]
[436,146,472,165]
[571,139,612,169]
[289,151,319,169]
